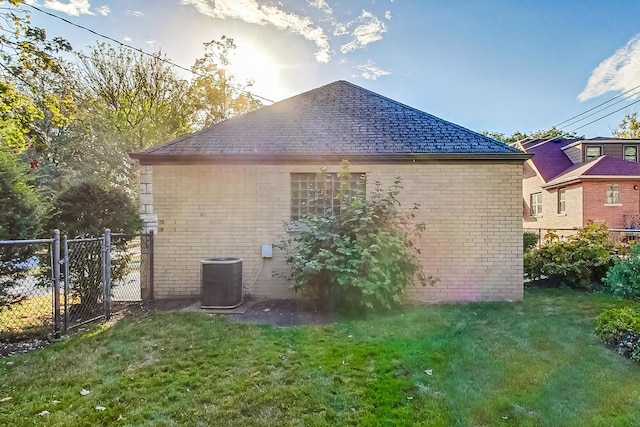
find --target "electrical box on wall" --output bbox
[261,244,273,258]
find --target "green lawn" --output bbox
[2,289,640,426]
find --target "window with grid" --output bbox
[625,145,638,162]
[290,173,366,221]
[530,192,542,217]
[585,145,602,162]
[606,184,620,204]
[557,188,566,214]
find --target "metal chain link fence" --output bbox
[0,230,153,341]
[0,239,54,341]
[64,237,106,331]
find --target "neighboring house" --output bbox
[130,80,529,303]
[520,137,640,230]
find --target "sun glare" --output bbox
[228,43,290,103]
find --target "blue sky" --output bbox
[23,0,640,138]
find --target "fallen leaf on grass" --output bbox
[0,397,11,402]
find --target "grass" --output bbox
[2,289,640,426]
[0,295,52,340]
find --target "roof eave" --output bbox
[129,152,532,165]
[543,175,640,189]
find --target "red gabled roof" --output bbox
[524,138,576,181]
[586,155,640,175]
[543,155,640,188]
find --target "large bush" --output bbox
[47,181,142,312]
[595,307,640,362]
[523,224,617,288]
[279,162,437,311]
[0,150,41,310]
[603,244,640,300]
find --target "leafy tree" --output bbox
[187,37,263,128]
[613,112,640,139]
[483,127,583,146]
[278,161,437,311]
[78,43,193,152]
[0,149,41,310]
[46,181,141,313]
[0,0,73,152]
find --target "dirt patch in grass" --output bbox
[226,299,336,327]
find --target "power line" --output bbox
[566,96,640,133]
[23,3,275,104]
[553,83,640,128]
[557,87,640,130]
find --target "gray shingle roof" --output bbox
[133,80,523,161]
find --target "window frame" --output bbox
[530,192,542,217]
[557,188,566,214]
[290,172,366,222]
[624,145,638,162]
[606,184,621,205]
[584,145,603,162]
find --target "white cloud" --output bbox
[308,0,332,15]
[181,0,331,63]
[385,10,391,20]
[353,60,391,80]
[126,10,144,17]
[340,10,387,54]
[96,5,110,16]
[579,34,640,101]
[42,0,93,16]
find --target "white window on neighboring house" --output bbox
[558,188,566,214]
[290,172,366,221]
[606,184,621,205]
[530,192,542,217]
[585,145,602,162]
[624,145,638,162]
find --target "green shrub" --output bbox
[523,231,538,252]
[523,224,616,289]
[595,307,640,361]
[278,161,437,311]
[603,244,640,300]
[0,150,41,310]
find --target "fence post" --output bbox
[53,229,61,339]
[63,235,69,332]
[149,230,154,301]
[103,228,112,320]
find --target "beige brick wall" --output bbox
[149,161,524,302]
[522,161,583,230]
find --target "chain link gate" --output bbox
[63,234,110,331]
[0,229,154,340]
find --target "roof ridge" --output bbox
[132,80,526,159]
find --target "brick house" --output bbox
[130,80,529,303]
[521,137,640,230]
